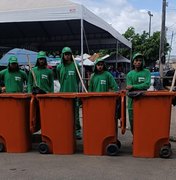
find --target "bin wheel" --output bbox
[106,144,119,156]
[38,142,49,154]
[117,140,121,149]
[159,145,172,158]
[0,143,4,152]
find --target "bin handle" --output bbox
[120,91,126,134]
[127,91,145,98]
[30,95,36,134]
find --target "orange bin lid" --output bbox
[77,92,121,98]
[36,92,122,99]
[36,92,77,99]
[0,93,31,99]
[139,91,175,97]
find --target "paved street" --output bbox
[0,107,176,180]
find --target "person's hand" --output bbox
[126,85,133,90]
[1,87,6,93]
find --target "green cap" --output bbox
[132,52,145,68]
[62,47,72,54]
[94,58,104,65]
[93,58,107,72]
[132,53,143,62]
[9,56,18,63]
[37,51,46,59]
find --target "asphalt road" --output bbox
[0,107,176,180]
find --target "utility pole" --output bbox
[159,0,167,82]
[148,11,153,37]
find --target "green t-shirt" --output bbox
[28,67,54,93]
[56,62,80,92]
[88,71,118,92]
[0,69,27,93]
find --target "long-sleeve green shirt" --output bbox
[127,68,151,109]
[126,69,151,90]
[0,69,27,93]
[28,67,54,93]
[88,71,118,92]
[56,62,80,92]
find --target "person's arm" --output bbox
[126,73,133,90]
[0,71,2,92]
[108,73,119,91]
[22,70,28,93]
[76,63,81,84]
[49,70,54,93]
[22,71,28,83]
[0,69,5,81]
[56,65,61,82]
[0,70,6,93]
[88,73,94,92]
[27,71,33,93]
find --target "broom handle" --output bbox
[27,54,38,87]
[170,69,176,92]
[72,55,88,93]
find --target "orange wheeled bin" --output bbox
[0,94,31,153]
[128,91,174,158]
[79,92,126,156]
[36,93,76,154]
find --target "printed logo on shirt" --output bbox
[100,80,106,85]
[15,76,21,81]
[138,77,145,83]
[68,71,75,76]
[42,74,48,79]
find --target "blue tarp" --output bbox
[0,48,55,66]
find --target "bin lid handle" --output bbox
[127,91,145,98]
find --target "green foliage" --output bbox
[121,27,170,66]
[98,49,109,57]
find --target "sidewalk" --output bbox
[0,106,176,180]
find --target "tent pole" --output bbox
[130,45,132,70]
[81,13,84,92]
[116,40,119,69]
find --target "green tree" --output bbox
[98,49,109,57]
[122,27,170,67]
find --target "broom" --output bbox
[72,55,88,93]
[27,54,46,94]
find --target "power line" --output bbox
[167,31,176,37]
[167,8,176,11]
[167,22,176,29]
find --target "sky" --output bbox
[72,0,176,56]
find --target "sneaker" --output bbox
[75,130,82,140]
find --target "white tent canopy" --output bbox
[0,0,131,53]
[104,54,131,64]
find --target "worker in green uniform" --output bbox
[28,51,54,93]
[56,47,82,139]
[0,56,27,93]
[126,53,151,134]
[89,58,118,92]
[89,58,120,121]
